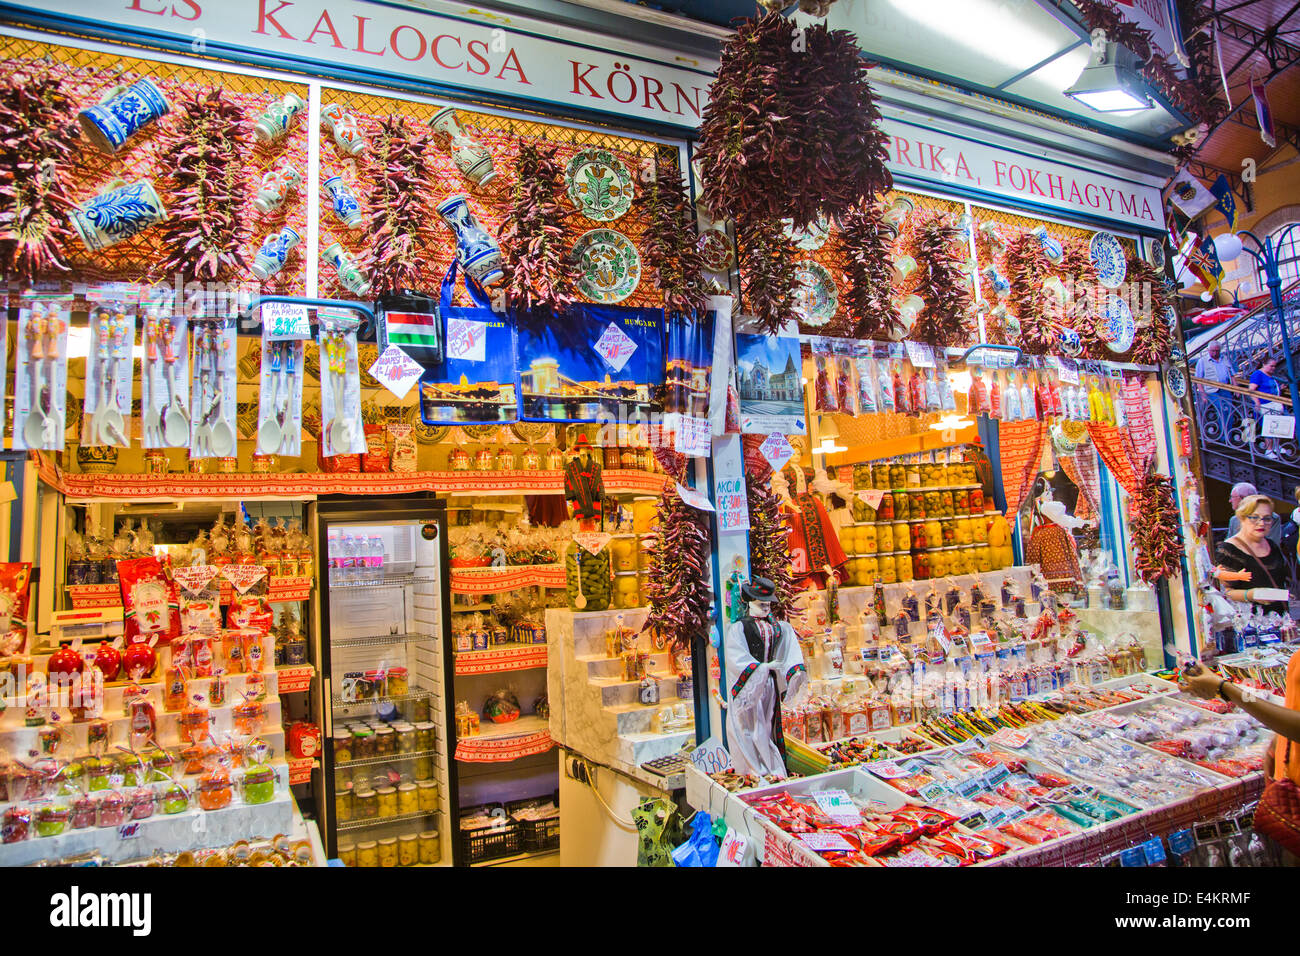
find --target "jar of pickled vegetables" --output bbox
[873,464,890,490]
[378,837,398,867]
[913,552,931,580]
[632,497,658,535]
[974,544,992,572]
[879,554,897,584]
[972,517,989,544]
[335,787,353,822]
[905,464,921,488]
[610,536,637,572]
[893,492,909,520]
[397,783,418,815]
[924,519,943,547]
[419,830,441,864]
[878,493,894,521]
[889,464,906,489]
[909,492,926,520]
[911,523,928,551]
[399,833,419,866]
[877,524,894,553]
[853,464,870,489]
[969,487,985,513]
[614,573,640,608]
[939,490,955,517]
[413,755,433,780]
[339,843,357,867]
[930,549,949,578]
[952,489,969,517]
[565,541,611,612]
[376,786,397,818]
[860,524,877,553]
[896,552,914,582]
[892,522,910,551]
[354,788,378,819]
[417,780,440,812]
[941,520,957,546]
[357,841,379,868]
[955,517,973,546]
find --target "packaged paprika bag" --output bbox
[0,562,33,656]
[117,556,181,645]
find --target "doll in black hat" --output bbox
[722,575,808,778]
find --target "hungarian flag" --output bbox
[379,310,443,368]
[1251,75,1277,148]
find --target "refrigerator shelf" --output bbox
[332,689,435,708]
[336,808,442,832]
[335,747,442,769]
[331,631,436,649]
[330,573,421,589]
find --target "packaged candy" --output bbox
[117,556,180,645]
[0,563,33,656]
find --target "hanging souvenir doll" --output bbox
[722,577,808,778]
[1020,371,1037,422]
[785,485,849,591]
[838,356,856,414]
[1024,485,1084,593]
[967,368,989,416]
[878,360,895,412]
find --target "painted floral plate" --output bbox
[565,148,634,222]
[1089,230,1127,289]
[1098,294,1136,353]
[697,228,734,271]
[792,260,838,327]
[1146,239,1167,272]
[572,228,641,303]
[782,214,831,251]
[1165,364,1188,400]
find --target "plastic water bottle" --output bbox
[369,536,386,583]
[327,531,340,586]
[340,534,357,584]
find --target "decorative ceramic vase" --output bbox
[78,79,170,154]
[429,108,496,187]
[436,194,503,286]
[322,243,372,296]
[320,104,366,156]
[253,162,302,214]
[1032,225,1064,264]
[982,266,1010,297]
[68,179,167,252]
[323,176,363,229]
[251,226,301,281]
[253,92,306,144]
[76,444,118,474]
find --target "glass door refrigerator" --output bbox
[310,496,457,867]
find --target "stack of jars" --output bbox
[842,459,1007,586]
[330,716,439,825]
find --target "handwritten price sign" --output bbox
[593,322,638,373]
[367,345,424,400]
[447,317,488,363]
[261,302,311,340]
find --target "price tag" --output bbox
[904,342,935,368]
[593,322,638,373]
[368,344,425,399]
[857,488,885,509]
[676,482,715,512]
[1262,413,1295,439]
[117,822,141,840]
[812,789,862,825]
[988,728,1031,749]
[261,302,311,340]
[172,565,219,595]
[220,565,268,594]
[758,433,795,474]
[573,531,612,555]
[717,828,750,866]
[892,848,942,867]
[918,781,949,801]
[687,735,732,774]
[674,416,711,458]
[867,760,909,779]
[446,317,488,362]
[798,831,854,852]
[1085,711,1129,729]
[960,811,987,830]
[1057,358,1080,385]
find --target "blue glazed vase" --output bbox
[436,193,503,287]
[324,176,363,229]
[78,79,170,154]
[251,226,301,281]
[68,179,167,252]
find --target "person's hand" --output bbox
[1178,662,1226,700]
[1214,566,1252,582]
[1264,740,1276,779]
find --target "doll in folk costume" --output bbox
[723,576,808,778]
[1024,481,1084,592]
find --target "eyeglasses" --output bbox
[1244,514,1275,525]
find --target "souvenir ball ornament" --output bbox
[1130,472,1185,586]
[632,160,709,318]
[500,138,579,316]
[366,115,437,296]
[696,12,892,230]
[908,212,976,348]
[640,461,714,655]
[842,200,902,340]
[738,214,798,336]
[158,89,248,281]
[0,66,79,282]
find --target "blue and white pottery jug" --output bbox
[68,179,167,252]
[251,226,301,281]
[436,193,503,286]
[324,176,364,229]
[78,79,170,154]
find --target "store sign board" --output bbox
[879,116,1163,230]
[10,0,714,130]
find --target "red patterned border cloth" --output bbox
[455,729,553,763]
[1086,422,1141,497]
[998,419,1047,518]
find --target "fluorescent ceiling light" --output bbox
[1064,41,1154,113]
[882,0,1069,75]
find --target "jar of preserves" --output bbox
[198,772,233,811]
[496,447,516,471]
[892,522,910,552]
[241,766,276,805]
[351,728,375,760]
[419,830,441,864]
[386,667,409,697]
[335,787,353,822]
[338,843,357,867]
[376,785,397,818]
[35,805,69,837]
[70,796,97,829]
[414,721,435,752]
[397,782,418,815]
[889,464,906,489]
[417,779,439,812]
[878,493,894,521]
[374,726,396,756]
[354,788,378,819]
[873,464,890,490]
[877,524,894,553]
[357,841,379,867]
[378,836,399,867]
[399,833,419,866]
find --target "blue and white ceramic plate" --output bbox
[1098,294,1136,353]
[1146,240,1167,272]
[1090,231,1127,289]
[1163,305,1178,331]
[1165,365,1187,400]
[792,260,838,327]
[783,215,831,252]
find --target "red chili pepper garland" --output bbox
[366,115,437,297]
[908,212,976,348]
[1057,237,1106,359]
[641,465,713,655]
[499,138,578,316]
[746,476,797,623]
[1127,253,1174,365]
[696,12,892,230]
[157,89,249,282]
[1131,472,1185,585]
[633,160,708,319]
[1004,231,1055,354]
[0,67,77,282]
[738,214,798,336]
[842,200,901,340]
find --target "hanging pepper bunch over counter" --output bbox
[1131,472,1185,585]
[745,475,797,622]
[1127,252,1174,366]
[500,138,578,316]
[842,199,901,340]
[634,158,708,318]
[641,465,713,655]
[908,211,975,348]
[367,114,437,296]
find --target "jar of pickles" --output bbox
[335,787,353,822]
[913,552,931,580]
[974,544,992,572]
[377,837,398,867]
[395,723,417,753]
[930,549,949,578]
[909,491,926,519]
[924,519,942,548]
[417,779,439,812]
[387,667,409,697]
[376,785,397,818]
[969,487,985,512]
[351,728,375,760]
[896,552,913,582]
[357,841,379,867]
[374,726,395,756]
[905,464,921,488]
[911,523,928,551]
[889,464,906,489]
[893,492,909,520]
[892,522,910,551]
[878,493,895,521]
[414,722,436,752]
[397,782,418,815]
[950,549,970,576]
[941,520,957,547]
[354,788,378,820]
[879,553,897,584]
[877,523,894,553]
[410,698,431,723]
[610,536,637,572]
[872,464,890,490]
[972,517,988,544]
[860,524,877,553]
[419,830,441,864]
[955,517,973,546]
[861,555,879,580]
[399,833,419,866]
[338,843,357,867]
[332,730,352,764]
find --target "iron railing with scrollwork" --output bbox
[1192,375,1299,499]
[1186,282,1300,383]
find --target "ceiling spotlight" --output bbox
[1064,39,1154,113]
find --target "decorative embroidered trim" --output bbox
[786,663,806,683]
[732,662,759,697]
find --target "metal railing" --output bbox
[1186,280,1300,377]
[1192,374,1300,498]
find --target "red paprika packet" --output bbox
[0,562,33,656]
[117,557,180,645]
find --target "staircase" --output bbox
[1187,281,1300,499]
[546,607,696,777]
